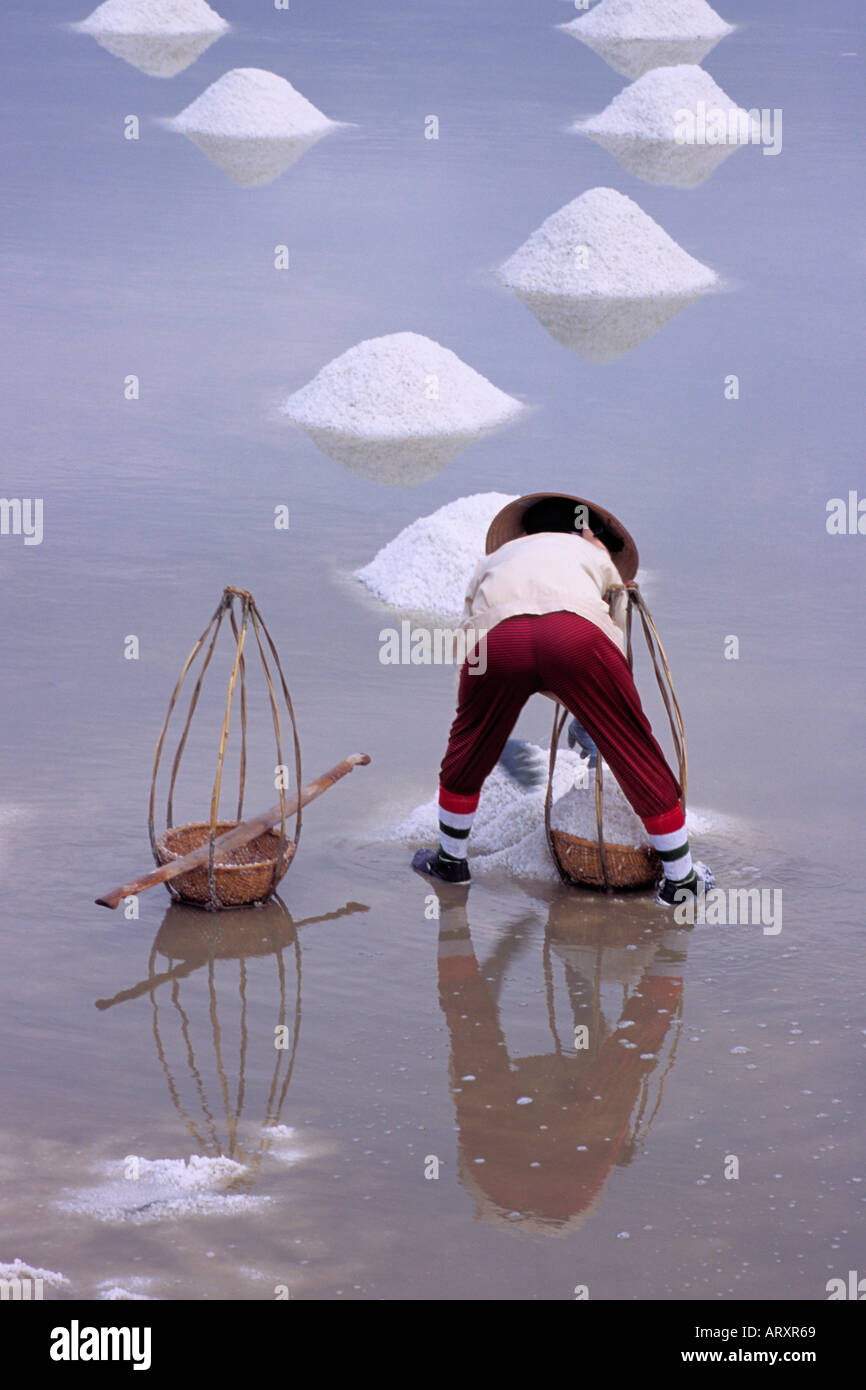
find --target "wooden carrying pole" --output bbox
[96,753,370,910]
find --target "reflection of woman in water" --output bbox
[434,887,689,1232]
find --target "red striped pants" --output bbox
[439,612,682,823]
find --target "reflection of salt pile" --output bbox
[573,65,759,187]
[168,68,345,187]
[387,745,706,884]
[58,1155,269,1224]
[559,0,733,80]
[355,493,517,616]
[73,0,229,79]
[499,187,717,362]
[282,334,525,486]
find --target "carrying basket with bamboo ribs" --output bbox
[149,587,302,910]
[550,825,659,891]
[544,584,687,893]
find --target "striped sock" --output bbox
[644,806,694,883]
[438,786,479,862]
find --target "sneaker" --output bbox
[656,861,714,907]
[411,848,471,885]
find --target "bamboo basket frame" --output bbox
[148,587,303,910]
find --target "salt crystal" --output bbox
[573,65,760,187]
[499,186,717,361]
[281,333,525,485]
[355,492,516,617]
[74,0,229,78]
[168,68,346,187]
[559,0,733,79]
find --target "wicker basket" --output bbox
[549,828,659,891]
[148,587,303,912]
[156,822,296,908]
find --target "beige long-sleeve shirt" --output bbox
[459,532,627,655]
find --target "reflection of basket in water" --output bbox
[155,822,296,907]
[94,896,369,1168]
[151,898,301,1165]
[549,829,658,891]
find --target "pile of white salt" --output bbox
[559,0,734,80]
[499,186,718,361]
[384,749,716,885]
[573,65,760,187]
[354,492,517,617]
[74,0,228,79]
[167,68,346,187]
[282,334,525,486]
[385,747,671,884]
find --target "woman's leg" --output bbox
[413,618,539,880]
[439,616,540,797]
[535,612,694,883]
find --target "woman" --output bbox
[411,492,710,905]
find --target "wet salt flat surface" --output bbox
[1,0,864,1299]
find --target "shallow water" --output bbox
[1,0,863,1300]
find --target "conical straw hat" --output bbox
[485,492,638,582]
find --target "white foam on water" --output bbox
[559,0,733,79]
[355,492,517,617]
[0,1258,69,1287]
[499,187,718,360]
[73,0,229,78]
[58,1154,269,1225]
[574,65,760,187]
[282,334,526,486]
[167,69,346,186]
